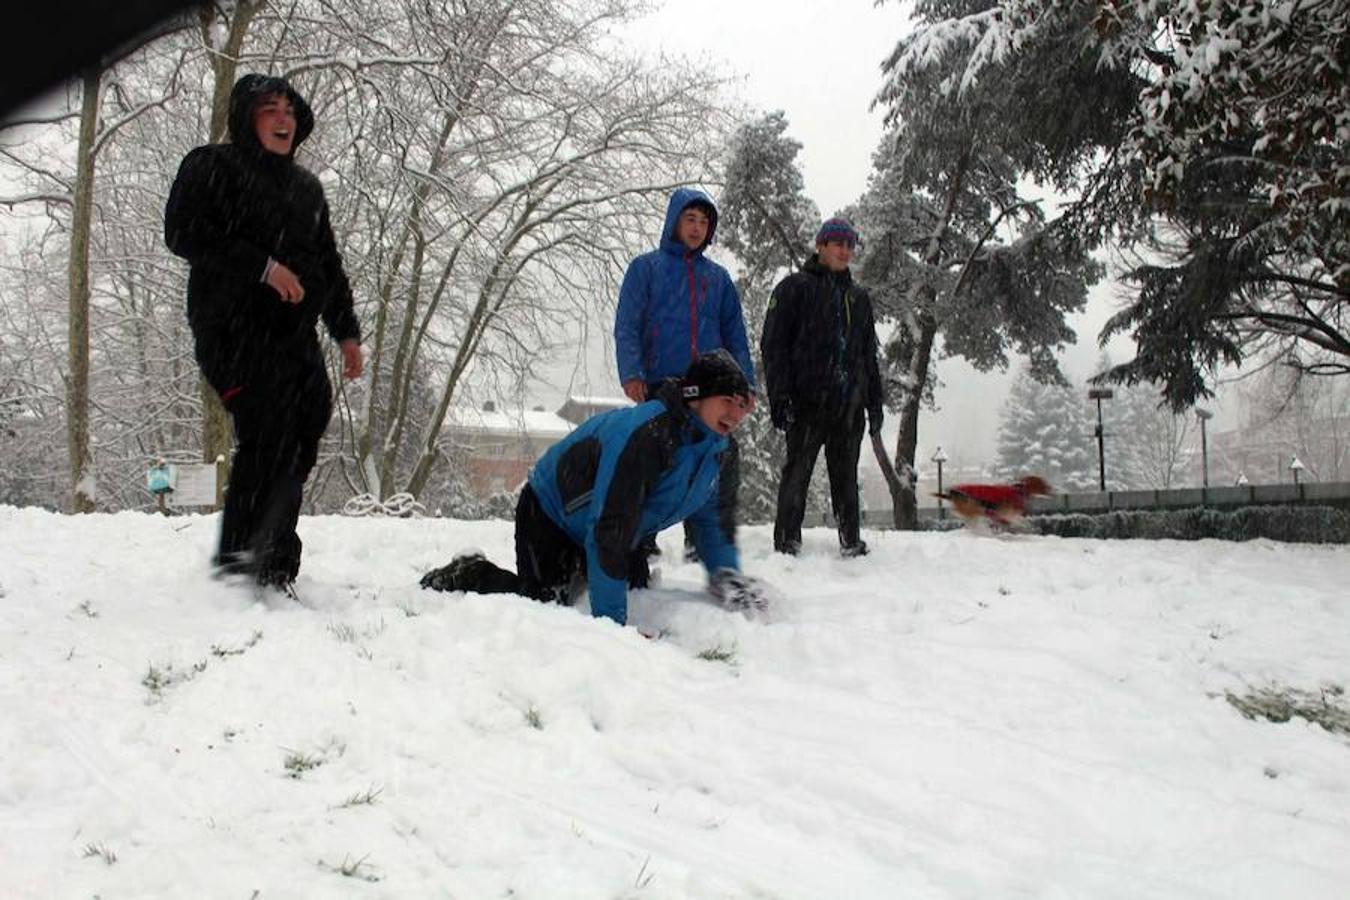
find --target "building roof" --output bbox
[446,405,575,438]
[557,395,630,424]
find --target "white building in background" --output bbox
[444,395,629,500]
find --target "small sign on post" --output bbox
[168,462,222,510]
[145,458,222,512]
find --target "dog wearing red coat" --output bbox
[935,475,1053,528]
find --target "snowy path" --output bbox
[1,506,1347,898]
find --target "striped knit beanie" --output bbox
[815,217,859,248]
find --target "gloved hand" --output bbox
[868,411,883,437]
[770,396,794,431]
[708,567,770,613]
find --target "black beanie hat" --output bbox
[681,349,751,402]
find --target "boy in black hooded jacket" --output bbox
[165,74,362,591]
[760,217,884,558]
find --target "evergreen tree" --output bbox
[863,0,1109,527]
[995,368,1098,491]
[1112,381,1195,490]
[879,0,1349,408]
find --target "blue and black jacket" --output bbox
[614,188,756,390]
[527,382,739,625]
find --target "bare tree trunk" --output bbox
[360,46,490,499]
[403,249,516,498]
[886,310,937,528]
[197,0,262,476]
[67,67,101,513]
[881,148,970,529]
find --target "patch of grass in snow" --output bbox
[282,750,326,779]
[333,785,383,809]
[74,599,99,618]
[210,629,263,657]
[328,622,358,643]
[328,617,386,644]
[81,842,117,865]
[318,853,381,882]
[524,705,544,730]
[282,739,345,779]
[1225,683,1350,737]
[696,642,737,664]
[634,855,656,889]
[142,659,208,699]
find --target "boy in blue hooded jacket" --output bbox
[614,188,755,399]
[613,188,757,562]
[421,351,770,627]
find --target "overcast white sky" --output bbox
[537,0,1156,471]
[622,0,910,219]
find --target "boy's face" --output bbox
[817,238,853,272]
[253,93,296,156]
[675,207,711,251]
[690,393,751,436]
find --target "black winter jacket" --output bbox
[761,255,884,429]
[164,75,360,395]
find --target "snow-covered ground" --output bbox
[1,505,1347,899]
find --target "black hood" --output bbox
[227,73,315,158]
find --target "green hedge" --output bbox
[1022,505,1350,543]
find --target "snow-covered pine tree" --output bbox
[1112,383,1195,490]
[863,0,1111,526]
[994,367,1098,492]
[880,0,1349,408]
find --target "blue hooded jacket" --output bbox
[527,383,739,625]
[614,188,756,390]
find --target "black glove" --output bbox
[708,568,770,613]
[770,396,794,431]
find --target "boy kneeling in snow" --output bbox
[421,350,770,626]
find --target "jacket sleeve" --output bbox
[315,200,361,344]
[861,293,884,428]
[759,276,798,403]
[718,271,757,390]
[164,148,270,291]
[586,414,671,624]
[688,442,740,575]
[614,257,650,386]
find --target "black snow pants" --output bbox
[216,359,332,583]
[773,409,865,552]
[422,484,655,601]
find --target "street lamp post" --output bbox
[1289,456,1305,486]
[1088,387,1114,492]
[1196,407,1214,487]
[931,446,948,520]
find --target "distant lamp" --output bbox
[931,446,949,520]
[1195,407,1214,487]
[1088,387,1114,491]
[1289,456,1305,485]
